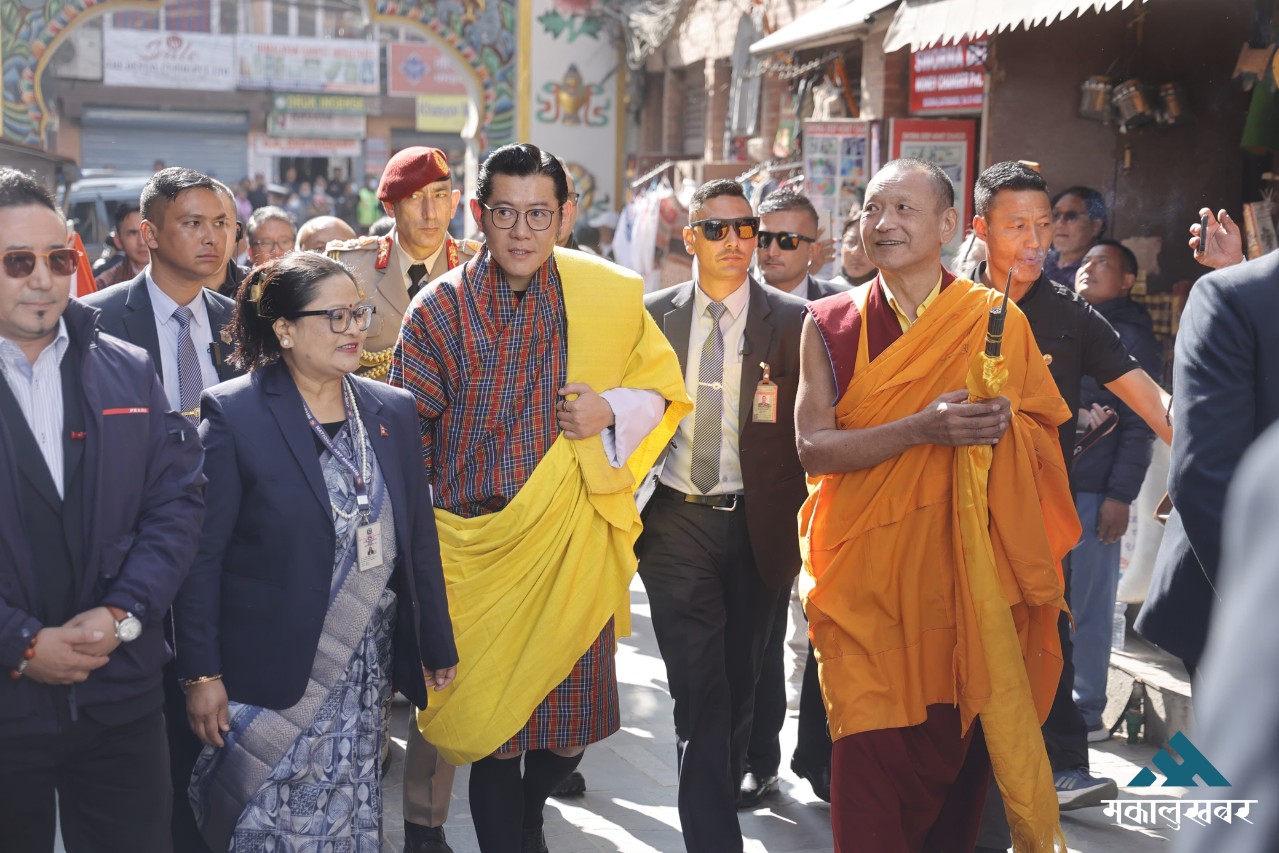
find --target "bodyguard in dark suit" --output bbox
[1136,248,1279,677]
[0,168,205,852]
[638,179,808,853]
[79,166,241,852]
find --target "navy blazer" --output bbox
[173,361,457,711]
[1136,250,1279,667]
[80,272,240,384]
[0,300,206,735]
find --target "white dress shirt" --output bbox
[145,272,221,411]
[395,237,445,280]
[0,319,70,497]
[660,278,750,494]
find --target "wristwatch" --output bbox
[106,606,143,643]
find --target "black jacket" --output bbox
[1071,297,1162,502]
[173,362,457,711]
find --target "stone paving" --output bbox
[380,576,1190,853]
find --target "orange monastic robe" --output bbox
[800,277,1079,744]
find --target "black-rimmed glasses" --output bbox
[480,203,560,231]
[689,217,760,241]
[290,305,376,333]
[1,248,80,278]
[758,230,815,251]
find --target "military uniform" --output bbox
[327,230,479,380]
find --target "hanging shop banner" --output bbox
[889,118,977,263]
[802,120,874,230]
[909,39,987,115]
[272,93,369,115]
[250,133,362,158]
[103,28,236,92]
[237,36,379,94]
[415,95,470,132]
[267,112,367,140]
[388,43,470,98]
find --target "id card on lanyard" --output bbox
[303,379,383,571]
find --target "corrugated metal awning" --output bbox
[750,0,900,55]
[884,0,1152,52]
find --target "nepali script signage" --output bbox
[103,29,236,92]
[237,36,379,95]
[909,39,986,115]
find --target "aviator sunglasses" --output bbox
[757,230,816,251]
[2,248,80,279]
[689,217,760,241]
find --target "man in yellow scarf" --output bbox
[390,144,690,853]
[795,159,1079,852]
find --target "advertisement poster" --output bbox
[388,43,470,99]
[889,118,977,262]
[909,39,987,115]
[103,29,235,92]
[237,36,379,94]
[802,120,873,227]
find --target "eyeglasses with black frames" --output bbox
[689,217,760,241]
[290,305,377,334]
[480,203,560,231]
[757,230,816,251]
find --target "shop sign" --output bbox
[888,118,977,263]
[271,93,368,115]
[267,112,366,140]
[250,133,362,158]
[388,43,469,98]
[103,28,236,92]
[237,36,379,95]
[909,40,986,115]
[415,95,470,132]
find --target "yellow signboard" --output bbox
[415,95,470,133]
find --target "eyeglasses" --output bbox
[757,230,815,251]
[1,248,80,278]
[481,203,560,231]
[250,239,293,252]
[1052,210,1084,224]
[689,217,760,241]
[289,305,376,333]
[568,191,580,204]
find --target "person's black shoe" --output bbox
[522,827,550,853]
[790,755,831,803]
[550,770,586,798]
[404,822,454,853]
[737,771,781,809]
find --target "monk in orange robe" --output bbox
[795,159,1080,853]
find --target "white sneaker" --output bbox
[1087,724,1112,743]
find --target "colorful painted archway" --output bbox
[1,0,517,149]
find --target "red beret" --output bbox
[377,147,452,204]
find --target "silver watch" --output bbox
[114,612,143,643]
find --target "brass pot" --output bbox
[1113,78,1155,129]
[1079,76,1114,122]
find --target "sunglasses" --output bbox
[1,248,80,279]
[689,217,760,241]
[758,230,815,251]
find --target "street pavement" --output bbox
[382,576,1186,853]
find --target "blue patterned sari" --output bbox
[190,419,399,852]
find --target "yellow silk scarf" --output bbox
[417,249,691,765]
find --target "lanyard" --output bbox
[302,378,371,522]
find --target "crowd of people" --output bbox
[0,136,1275,853]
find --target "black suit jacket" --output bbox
[172,362,457,711]
[80,272,240,384]
[806,275,851,301]
[1135,250,1279,666]
[643,278,809,587]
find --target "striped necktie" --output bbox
[689,301,727,494]
[173,305,202,424]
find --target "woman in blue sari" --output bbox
[173,252,458,851]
